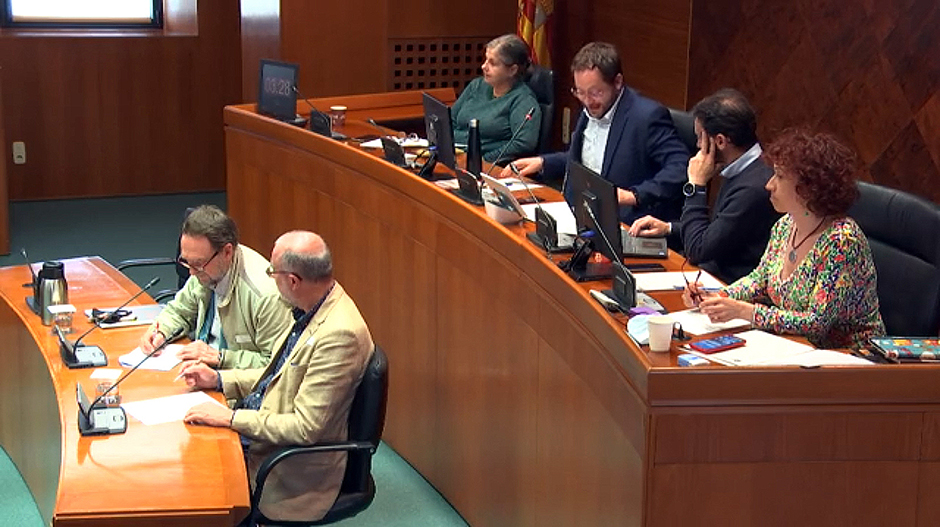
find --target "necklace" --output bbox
[788,217,827,263]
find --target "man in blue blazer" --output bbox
[628,89,781,283]
[505,42,689,224]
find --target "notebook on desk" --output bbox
[869,337,940,361]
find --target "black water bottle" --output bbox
[467,118,482,177]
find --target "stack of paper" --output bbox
[703,330,872,367]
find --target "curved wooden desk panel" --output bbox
[0,258,249,526]
[225,99,940,526]
[0,283,61,523]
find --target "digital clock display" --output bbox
[258,59,299,121]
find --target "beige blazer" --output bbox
[223,282,373,521]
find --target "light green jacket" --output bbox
[154,244,293,369]
[224,282,374,521]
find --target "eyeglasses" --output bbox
[177,249,220,273]
[265,265,300,280]
[570,87,608,101]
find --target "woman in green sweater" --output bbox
[451,34,542,164]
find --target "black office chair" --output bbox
[115,207,194,302]
[668,107,698,154]
[848,182,940,336]
[526,65,555,154]
[242,345,389,527]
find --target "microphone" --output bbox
[292,86,332,138]
[21,248,41,314]
[483,106,537,178]
[367,118,390,136]
[78,276,161,347]
[584,205,636,310]
[85,326,185,420]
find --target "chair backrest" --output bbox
[668,107,697,154]
[341,345,389,493]
[848,181,940,336]
[175,207,196,289]
[526,66,555,154]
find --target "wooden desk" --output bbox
[225,92,940,527]
[0,257,249,526]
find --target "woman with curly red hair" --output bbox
[686,128,885,348]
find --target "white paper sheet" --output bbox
[756,349,874,367]
[118,344,184,372]
[669,308,750,335]
[707,329,815,366]
[633,271,724,292]
[522,201,577,234]
[121,391,224,426]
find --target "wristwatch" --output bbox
[682,182,707,197]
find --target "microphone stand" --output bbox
[78,327,185,436]
[584,206,636,310]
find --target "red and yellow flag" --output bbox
[517,0,554,68]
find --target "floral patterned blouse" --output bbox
[724,215,885,348]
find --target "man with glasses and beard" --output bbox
[139,205,292,369]
[505,41,689,224]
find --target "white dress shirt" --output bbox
[580,88,624,174]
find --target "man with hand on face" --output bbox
[629,88,781,283]
[504,41,689,224]
[181,230,374,522]
[139,205,292,369]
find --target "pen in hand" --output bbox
[173,359,199,382]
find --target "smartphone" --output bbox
[689,335,745,353]
[625,263,666,272]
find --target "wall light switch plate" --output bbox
[12,141,26,165]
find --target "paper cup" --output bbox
[647,315,674,353]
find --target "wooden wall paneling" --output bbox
[0,2,241,201]
[0,65,7,254]
[688,0,940,202]
[432,226,540,526]
[552,0,691,147]
[240,0,282,103]
[386,0,516,40]
[534,313,646,527]
[649,461,919,526]
[279,0,388,97]
[652,411,923,465]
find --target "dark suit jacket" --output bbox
[677,156,781,283]
[542,87,690,224]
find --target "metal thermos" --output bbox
[38,261,68,325]
[467,118,482,177]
